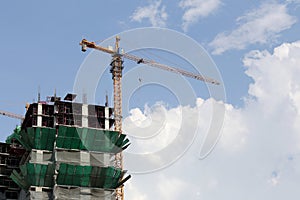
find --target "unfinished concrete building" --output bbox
[5,93,130,199]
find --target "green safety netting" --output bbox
[7,126,56,151]
[56,126,130,153]
[24,127,56,150]
[56,163,127,189]
[7,126,130,153]
[10,163,55,190]
[21,127,56,151]
[6,126,22,144]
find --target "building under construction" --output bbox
[1,93,131,199]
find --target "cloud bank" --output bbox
[209,2,297,55]
[124,41,300,199]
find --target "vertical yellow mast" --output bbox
[110,36,124,200]
[112,36,123,133]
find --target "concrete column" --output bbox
[37,103,42,126]
[82,104,88,127]
[80,151,90,165]
[105,107,109,130]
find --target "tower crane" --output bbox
[0,110,24,120]
[79,36,220,200]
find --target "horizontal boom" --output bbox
[79,39,220,85]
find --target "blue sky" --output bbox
[0,0,298,131]
[1,0,300,199]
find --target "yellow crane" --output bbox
[0,110,24,120]
[79,36,220,200]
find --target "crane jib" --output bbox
[80,39,220,85]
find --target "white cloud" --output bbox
[126,181,148,200]
[244,41,300,115]
[124,41,300,199]
[123,104,181,153]
[209,2,297,55]
[130,0,168,27]
[179,0,221,32]
[157,175,188,199]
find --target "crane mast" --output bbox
[80,36,220,200]
[111,36,123,133]
[111,37,124,200]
